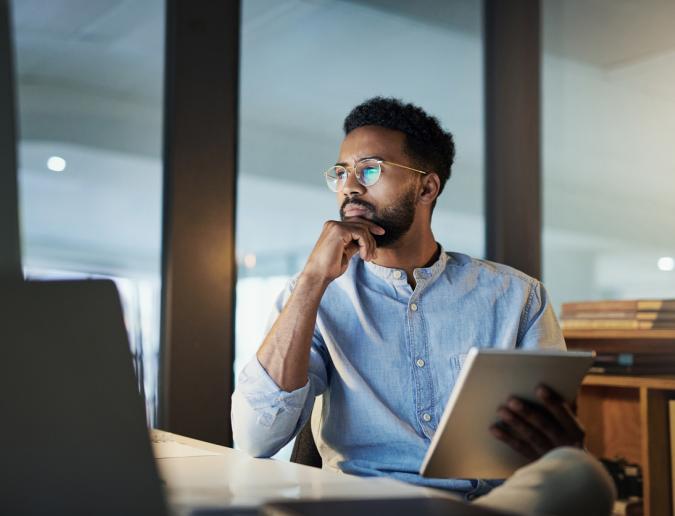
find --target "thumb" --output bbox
[343,241,360,260]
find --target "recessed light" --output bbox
[243,254,257,269]
[47,156,66,172]
[657,257,674,272]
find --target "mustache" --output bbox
[340,197,376,217]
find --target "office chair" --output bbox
[290,413,322,468]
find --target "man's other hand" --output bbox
[303,219,385,285]
[489,384,585,461]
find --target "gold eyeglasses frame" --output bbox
[324,158,429,192]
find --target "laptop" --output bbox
[0,280,168,515]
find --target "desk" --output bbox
[151,430,457,515]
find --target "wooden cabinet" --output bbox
[566,330,675,516]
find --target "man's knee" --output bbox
[533,447,617,516]
[477,447,617,516]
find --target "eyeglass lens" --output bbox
[325,160,381,191]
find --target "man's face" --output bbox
[336,125,420,248]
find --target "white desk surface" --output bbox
[151,429,455,513]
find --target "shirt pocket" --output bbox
[447,352,469,392]
[449,352,469,373]
[436,353,470,418]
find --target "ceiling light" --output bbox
[657,257,674,272]
[243,254,257,269]
[47,156,66,172]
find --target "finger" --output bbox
[490,422,539,461]
[342,241,360,262]
[352,235,370,261]
[536,385,585,445]
[340,217,385,235]
[498,405,555,455]
[347,224,382,260]
[344,228,376,261]
[506,397,567,447]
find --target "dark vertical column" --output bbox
[0,0,21,280]
[159,0,240,446]
[484,0,541,279]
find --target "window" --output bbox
[542,1,675,312]
[12,0,165,424]
[236,0,485,457]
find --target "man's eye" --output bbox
[361,166,379,185]
[327,167,346,180]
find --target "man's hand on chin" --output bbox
[489,384,586,461]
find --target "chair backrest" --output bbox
[290,416,322,468]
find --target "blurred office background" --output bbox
[9,0,675,433]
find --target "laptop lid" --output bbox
[0,280,167,515]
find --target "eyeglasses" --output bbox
[324,158,428,192]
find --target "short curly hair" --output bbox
[343,97,455,205]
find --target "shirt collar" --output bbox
[363,244,449,285]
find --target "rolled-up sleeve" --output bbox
[231,279,329,458]
[517,281,566,351]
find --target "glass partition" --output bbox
[236,0,485,457]
[542,0,675,312]
[12,0,165,424]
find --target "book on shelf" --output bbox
[562,299,675,315]
[563,310,675,321]
[561,299,675,332]
[564,330,675,359]
[589,352,675,375]
[563,300,675,374]
[561,319,675,330]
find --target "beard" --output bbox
[339,187,417,248]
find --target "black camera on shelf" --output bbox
[600,457,643,499]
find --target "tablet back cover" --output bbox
[420,348,593,479]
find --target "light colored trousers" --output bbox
[474,447,617,516]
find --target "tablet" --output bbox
[419,347,595,479]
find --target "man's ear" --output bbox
[418,173,441,206]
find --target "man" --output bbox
[232,98,615,515]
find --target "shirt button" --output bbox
[416,358,425,368]
[393,270,402,279]
[422,413,431,422]
[410,303,418,312]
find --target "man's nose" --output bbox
[343,167,366,196]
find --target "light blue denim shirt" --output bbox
[231,248,565,498]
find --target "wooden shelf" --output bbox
[584,374,675,390]
[569,332,675,516]
[564,330,675,356]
